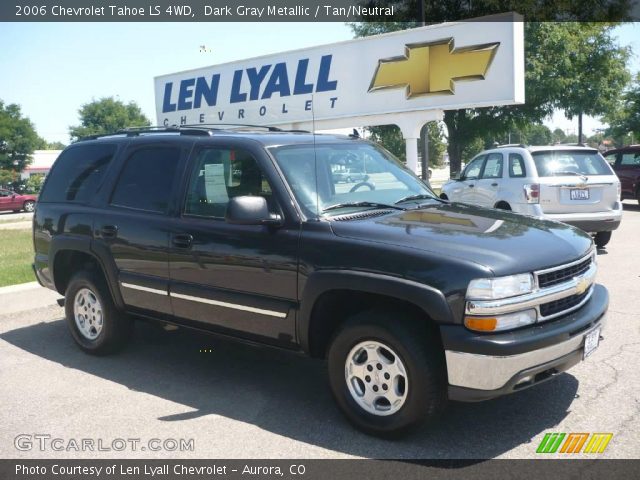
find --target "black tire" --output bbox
[64,270,132,355]
[495,202,511,211]
[594,231,612,249]
[439,193,448,200]
[23,200,35,212]
[327,310,447,437]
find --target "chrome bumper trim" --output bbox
[445,320,604,391]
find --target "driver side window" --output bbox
[463,156,485,180]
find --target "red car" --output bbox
[603,146,640,204]
[0,188,37,212]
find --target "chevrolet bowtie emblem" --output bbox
[369,39,500,98]
[575,277,590,295]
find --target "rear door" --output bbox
[0,189,15,211]
[95,141,189,315]
[474,152,504,206]
[532,149,618,214]
[168,140,300,347]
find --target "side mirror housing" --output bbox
[225,196,282,226]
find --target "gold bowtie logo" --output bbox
[575,277,590,295]
[369,39,499,98]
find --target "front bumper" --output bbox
[442,284,608,402]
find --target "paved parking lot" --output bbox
[0,204,638,459]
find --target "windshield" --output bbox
[270,142,436,217]
[532,150,613,177]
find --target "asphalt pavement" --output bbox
[0,204,638,459]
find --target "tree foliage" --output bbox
[604,73,640,143]
[69,97,150,141]
[0,100,40,173]
[367,122,446,167]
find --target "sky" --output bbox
[1,22,639,144]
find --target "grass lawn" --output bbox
[0,229,34,287]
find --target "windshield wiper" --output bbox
[395,193,439,204]
[322,201,406,213]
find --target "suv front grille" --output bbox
[537,256,592,288]
[540,289,591,318]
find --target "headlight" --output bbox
[465,309,537,332]
[467,273,534,300]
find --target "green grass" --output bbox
[0,229,34,287]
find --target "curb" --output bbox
[0,281,41,294]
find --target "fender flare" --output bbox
[49,235,124,309]
[297,270,454,354]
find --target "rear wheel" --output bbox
[23,200,35,212]
[439,193,448,200]
[495,201,511,211]
[64,270,132,355]
[594,231,612,249]
[327,310,446,437]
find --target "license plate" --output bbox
[583,327,600,359]
[570,189,590,200]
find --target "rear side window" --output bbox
[39,144,116,203]
[532,150,613,177]
[621,152,640,166]
[111,147,180,213]
[509,153,526,177]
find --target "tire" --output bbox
[64,270,132,355]
[327,310,447,437]
[495,202,511,211]
[23,200,35,212]
[439,193,448,200]
[594,231,612,249]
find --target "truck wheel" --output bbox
[327,310,446,437]
[594,231,612,249]
[23,200,35,212]
[64,270,131,355]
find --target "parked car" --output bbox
[34,127,607,436]
[0,188,37,212]
[440,145,622,248]
[333,168,367,183]
[602,145,640,205]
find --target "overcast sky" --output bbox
[1,22,638,144]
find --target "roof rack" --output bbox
[78,125,213,141]
[182,123,283,132]
[493,143,527,148]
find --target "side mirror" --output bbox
[225,196,282,226]
[451,172,462,181]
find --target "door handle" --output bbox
[172,234,193,249]
[491,182,499,187]
[100,225,118,238]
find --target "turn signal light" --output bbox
[464,317,497,331]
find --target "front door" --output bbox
[169,142,300,347]
[456,156,485,204]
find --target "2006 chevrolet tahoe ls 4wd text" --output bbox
[33,126,607,436]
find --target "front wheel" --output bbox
[594,231,612,249]
[23,200,35,212]
[327,310,446,437]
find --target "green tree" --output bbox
[552,127,567,143]
[0,100,40,173]
[69,97,150,141]
[605,72,640,144]
[25,173,45,193]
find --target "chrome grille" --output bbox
[537,257,592,288]
[540,289,590,318]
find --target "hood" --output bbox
[329,202,593,276]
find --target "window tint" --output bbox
[621,152,640,166]
[39,144,116,203]
[509,153,526,177]
[0,190,10,197]
[481,153,503,179]
[463,156,484,179]
[184,148,273,218]
[532,150,613,177]
[111,147,180,213]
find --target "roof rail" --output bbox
[77,125,213,141]
[493,143,527,148]
[182,123,283,132]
